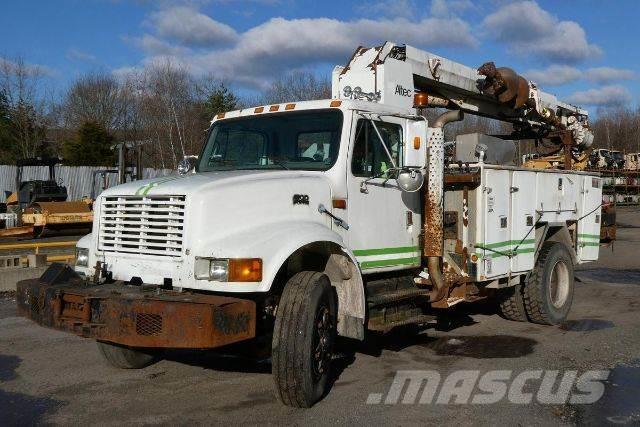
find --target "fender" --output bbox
[193,220,366,339]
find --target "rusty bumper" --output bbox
[16,272,256,349]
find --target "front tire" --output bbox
[272,271,337,408]
[97,341,160,369]
[523,242,575,325]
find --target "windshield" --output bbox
[611,152,623,160]
[198,109,343,172]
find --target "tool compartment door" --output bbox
[482,169,511,278]
[510,171,536,272]
[578,176,601,261]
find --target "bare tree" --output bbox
[0,56,50,158]
[260,71,331,105]
[64,71,125,131]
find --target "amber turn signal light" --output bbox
[228,258,262,282]
[332,199,347,209]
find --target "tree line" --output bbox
[0,57,331,169]
[1,55,638,169]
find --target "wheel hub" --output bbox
[312,305,332,379]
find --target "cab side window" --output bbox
[351,119,403,177]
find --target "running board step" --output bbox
[367,287,432,307]
[368,315,436,332]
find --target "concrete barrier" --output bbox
[0,266,48,292]
[0,255,21,269]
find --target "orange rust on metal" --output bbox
[339,46,366,76]
[423,179,442,257]
[477,62,529,108]
[431,282,485,309]
[444,173,481,187]
[17,280,256,349]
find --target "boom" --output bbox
[332,42,593,150]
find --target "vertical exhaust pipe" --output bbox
[423,109,463,300]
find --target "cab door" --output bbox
[345,115,421,273]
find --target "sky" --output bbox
[1,0,639,111]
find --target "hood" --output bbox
[100,170,315,198]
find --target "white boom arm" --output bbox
[332,42,593,148]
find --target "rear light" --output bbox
[330,100,342,107]
[269,105,279,112]
[285,103,296,110]
[254,106,264,113]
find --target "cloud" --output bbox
[128,11,477,89]
[525,65,581,86]
[66,48,97,63]
[567,85,631,107]
[524,65,636,87]
[129,34,189,56]
[355,0,417,19]
[147,6,238,47]
[585,67,636,84]
[482,1,601,63]
[430,0,473,18]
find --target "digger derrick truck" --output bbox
[17,42,603,407]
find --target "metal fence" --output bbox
[0,165,174,202]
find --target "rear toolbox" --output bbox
[16,264,256,349]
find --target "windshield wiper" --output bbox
[272,159,290,170]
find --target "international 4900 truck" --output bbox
[17,42,602,407]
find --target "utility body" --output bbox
[18,42,602,407]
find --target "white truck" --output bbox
[18,42,602,408]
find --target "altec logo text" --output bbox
[394,85,412,97]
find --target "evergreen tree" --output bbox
[203,83,238,120]
[63,121,115,166]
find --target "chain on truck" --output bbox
[17,42,608,408]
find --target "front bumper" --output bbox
[16,266,256,349]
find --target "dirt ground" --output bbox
[1,208,639,425]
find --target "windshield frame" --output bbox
[196,108,344,173]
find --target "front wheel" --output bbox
[97,341,160,369]
[272,271,337,408]
[523,242,575,325]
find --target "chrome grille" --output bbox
[99,195,185,257]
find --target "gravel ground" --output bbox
[1,210,639,426]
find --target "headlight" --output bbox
[76,248,89,267]
[194,258,262,282]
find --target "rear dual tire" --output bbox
[523,242,575,325]
[498,242,575,325]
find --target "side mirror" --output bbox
[396,168,424,192]
[177,156,198,175]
